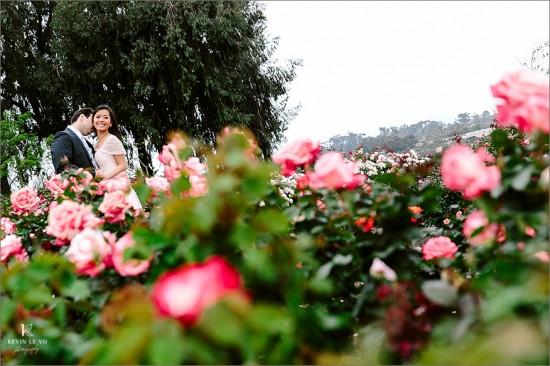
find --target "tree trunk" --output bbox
[137,142,153,176]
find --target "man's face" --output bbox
[81,114,93,136]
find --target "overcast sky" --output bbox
[262,1,549,145]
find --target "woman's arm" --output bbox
[105,154,128,179]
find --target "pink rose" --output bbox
[45,200,103,245]
[1,235,23,262]
[1,217,17,235]
[152,256,245,327]
[491,69,549,134]
[99,174,131,193]
[45,174,70,198]
[69,170,94,194]
[188,174,208,197]
[443,218,451,225]
[10,187,40,215]
[441,144,501,199]
[158,143,183,182]
[65,228,113,277]
[13,249,29,263]
[272,138,321,176]
[456,211,463,218]
[534,251,549,263]
[369,258,397,281]
[98,191,132,223]
[308,152,366,190]
[112,232,152,276]
[422,236,458,260]
[462,210,499,246]
[184,157,207,176]
[525,226,536,237]
[145,177,171,196]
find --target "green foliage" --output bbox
[1,1,299,174]
[0,110,52,194]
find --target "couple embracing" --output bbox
[50,105,142,210]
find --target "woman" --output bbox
[92,105,142,211]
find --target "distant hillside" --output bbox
[323,111,496,155]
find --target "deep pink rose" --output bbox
[441,144,501,199]
[98,191,131,223]
[422,236,458,260]
[45,200,103,244]
[99,174,131,193]
[45,174,70,198]
[491,69,549,134]
[65,228,112,277]
[1,235,23,262]
[272,138,321,176]
[152,256,245,327]
[10,187,40,215]
[308,152,366,190]
[184,157,207,176]
[112,232,152,276]
[13,249,29,263]
[462,210,498,246]
[188,174,208,197]
[1,217,17,235]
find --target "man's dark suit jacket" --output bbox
[51,128,96,176]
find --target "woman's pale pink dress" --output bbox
[95,135,142,210]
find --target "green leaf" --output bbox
[511,166,534,191]
[421,280,458,306]
[1,296,16,327]
[60,280,90,301]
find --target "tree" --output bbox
[1,1,300,174]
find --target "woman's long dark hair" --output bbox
[92,104,123,140]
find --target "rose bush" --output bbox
[1,69,548,365]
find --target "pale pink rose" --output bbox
[534,251,549,263]
[188,174,209,197]
[456,211,463,218]
[441,144,501,199]
[517,242,525,251]
[1,217,17,235]
[145,177,171,196]
[369,258,397,281]
[112,232,152,276]
[89,182,105,196]
[98,191,131,223]
[308,152,366,190]
[272,138,321,176]
[443,218,451,225]
[65,228,112,277]
[164,165,182,182]
[184,157,207,176]
[45,200,103,245]
[1,235,23,262]
[99,174,131,193]
[462,210,499,246]
[525,226,536,237]
[69,170,94,193]
[422,236,458,260]
[10,187,40,215]
[491,69,549,134]
[152,256,246,327]
[45,174,70,198]
[158,143,180,166]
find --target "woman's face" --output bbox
[93,109,112,133]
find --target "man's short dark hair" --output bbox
[71,107,93,123]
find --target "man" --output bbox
[51,107,102,177]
